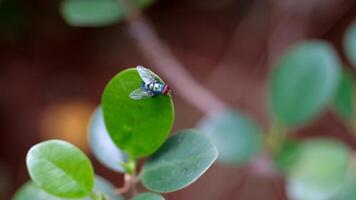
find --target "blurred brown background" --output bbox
[1,0,356,199]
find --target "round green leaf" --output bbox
[140,129,218,193]
[26,140,94,198]
[132,192,165,200]
[13,176,124,200]
[331,168,356,200]
[60,0,155,27]
[197,109,263,165]
[270,40,341,127]
[89,106,127,172]
[333,70,354,120]
[344,22,356,68]
[102,68,174,158]
[61,0,124,27]
[286,139,350,200]
[275,141,302,173]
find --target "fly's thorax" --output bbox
[144,82,165,95]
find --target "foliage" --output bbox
[13,176,124,200]
[333,70,354,120]
[88,107,127,173]
[13,1,356,199]
[61,0,155,27]
[26,140,94,198]
[269,40,341,127]
[18,67,217,200]
[286,139,351,200]
[132,192,165,200]
[197,110,262,165]
[140,130,218,193]
[344,22,356,68]
[102,68,174,159]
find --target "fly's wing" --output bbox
[129,87,154,100]
[137,66,160,83]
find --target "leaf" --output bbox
[60,0,155,27]
[132,192,165,200]
[13,176,124,200]
[61,0,124,27]
[331,167,356,200]
[333,70,354,120]
[275,141,302,173]
[102,68,174,158]
[26,140,94,198]
[344,22,356,68]
[269,40,341,127]
[89,106,127,172]
[12,181,65,200]
[140,129,218,193]
[197,110,263,165]
[286,139,350,200]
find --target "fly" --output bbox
[129,66,170,100]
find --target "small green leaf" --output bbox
[102,68,174,158]
[344,22,356,68]
[286,139,350,200]
[270,40,341,127]
[89,106,127,172]
[197,110,263,165]
[26,140,94,198]
[13,176,124,200]
[132,192,165,200]
[140,129,218,193]
[332,167,356,200]
[333,70,354,120]
[275,141,302,173]
[60,0,155,27]
[61,0,124,27]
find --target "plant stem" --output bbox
[348,78,356,133]
[266,122,287,156]
[116,155,138,196]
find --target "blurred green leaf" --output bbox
[13,176,124,200]
[140,129,218,193]
[61,0,124,27]
[286,139,350,200]
[331,166,356,200]
[26,140,94,198]
[132,192,165,200]
[12,182,66,200]
[197,110,263,165]
[344,22,356,68]
[333,70,354,120]
[102,68,174,158]
[89,106,127,172]
[270,40,341,127]
[60,0,155,27]
[275,141,302,173]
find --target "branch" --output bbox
[123,1,226,116]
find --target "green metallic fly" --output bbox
[129,66,170,100]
